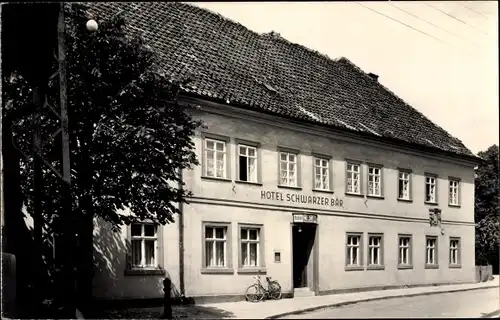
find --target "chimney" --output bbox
[368,72,379,81]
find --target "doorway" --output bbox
[292,224,317,289]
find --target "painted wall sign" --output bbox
[293,213,318,223]
[260,190,343,207]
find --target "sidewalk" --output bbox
[204,278,500,319]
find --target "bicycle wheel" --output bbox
[267,281,282,300]
[245,284,265,302]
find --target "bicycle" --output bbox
[245,272,282,302]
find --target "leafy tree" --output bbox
[474,145,499,269]
[3,2,201,309]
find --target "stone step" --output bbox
[294,287,315,297]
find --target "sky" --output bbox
[190,1,498,155]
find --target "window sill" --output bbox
[449,264,462,269]
[125,268,166,276]
[344,192,364,198]
[237,268,267,274]
[312,189,334,194]
[366,195,384,200]
[398,265,414,270]
[425,201,439,206]
[201,176,232,182]
[278,185,302,190]
[425,264,439,269]
[345,265,364,271]
[367,265,385,270]
[235,180,263,186]
[200,268,234,274]
[448,204,461,208]
[397,198,413,203]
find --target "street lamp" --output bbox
[86,19,98,32]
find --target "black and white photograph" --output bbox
[1,1,498,319]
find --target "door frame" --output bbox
[290,222,320,295]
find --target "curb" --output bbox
[266,285,500,319]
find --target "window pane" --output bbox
[289,154,295,162]
[315,158,321,166]
[248,147,256,157]
[241,228,248,240]
[249,243,258,266]
[132,240,142,266]
[248,158,257,182]
[215,227,225,239]
[145,240,155,266]
[241,243,248,266]
[280,153,287,161]
[205,227,213,239]
[239,156,248,181]
[239,146,247,155]
[352,248,358,264]
[249,229,258,240]
[144,224,155,237]
[215,142,224,151]
[215,242,225,266]
[131,224,142,237]
[206,140,214,150]
[205,241,213,266]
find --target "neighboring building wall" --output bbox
[92,213,181,299]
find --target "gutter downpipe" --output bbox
[178,168,185,297]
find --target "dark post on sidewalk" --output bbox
[163,278,173,319]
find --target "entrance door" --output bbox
[292,224,316,288]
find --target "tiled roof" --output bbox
[88,2,476,159]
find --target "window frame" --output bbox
[345,232,364,271]
[312,153,333,193]
[238,223,266,274]
[367,233,385,270]
[235,139,262,185]
[201,133,231,181]
[201,221,233,274]
[345,160,362,196]
[449,237,462,268]
[277,147,301,189]
[367,164,384,198]
[125,221,165,276]
[424,173,438,204]
[448,177,461,207]
[397,234,413,269]
[397,168,413,202]
[425,235,439,269]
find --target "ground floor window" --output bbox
[425,236,438,267]
[346,233,363,268]
[239,224,264,268]
[449,238,461,267]
[368,234,383,267]
[131,223,158,268]
[398,235,412,268]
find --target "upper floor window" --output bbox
[425,175,437,203]
[346,163,361,194]
[238,145,258,183]
[367,166,382,197]
[279,152,298,187]
[314,157,330,190]
[449,179,460,206]
[205,138,226,179]
[398,171,411,200]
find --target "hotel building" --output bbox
[89,2,480,303]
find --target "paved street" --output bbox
[282,288,500,319]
